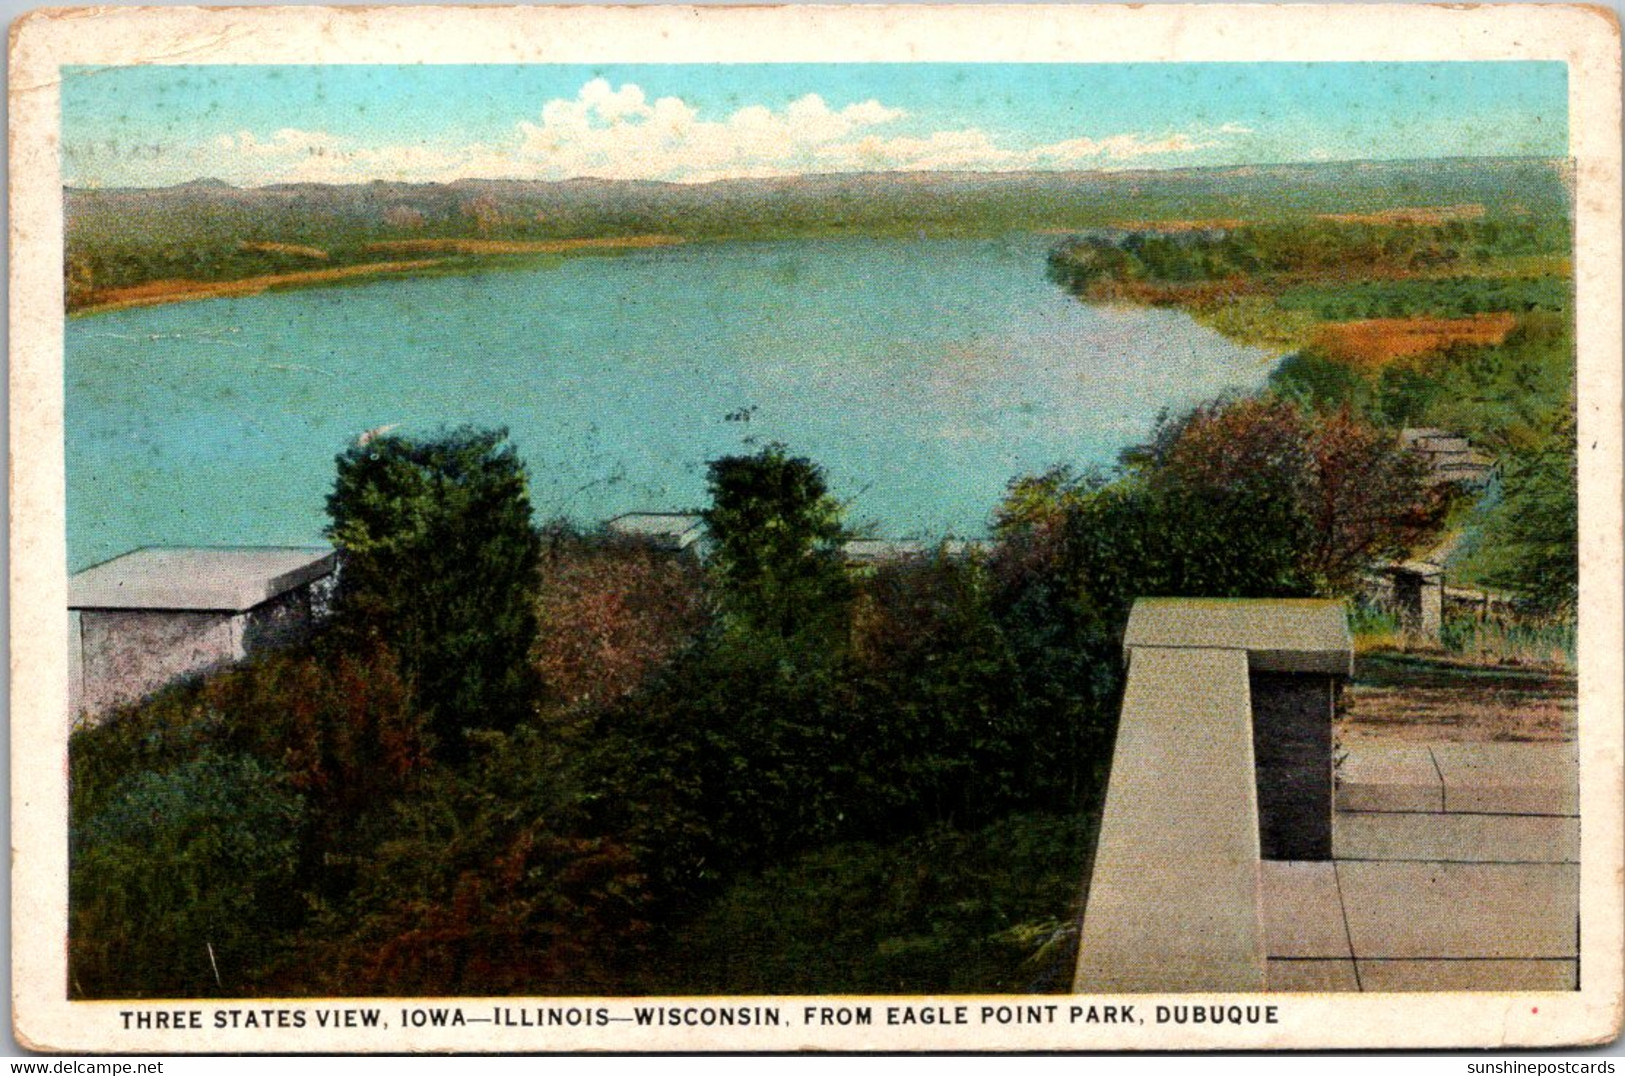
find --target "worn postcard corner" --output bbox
[8,2,1623,1055]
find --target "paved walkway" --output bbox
[1263,741,1579,991]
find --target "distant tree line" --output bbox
[1046,216,1570,297]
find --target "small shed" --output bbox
[1401,427,1494,486]
[605,512,707,553]
[68,547,338,723]
[1383,560,1445,643]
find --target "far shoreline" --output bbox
[69,235,687,317]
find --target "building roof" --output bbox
[842,538,988,563]
[842,538,931,562]
[605,512,706,549]
[1386,560,1444,580]
[1123,597,1353,676]
[1400,427,1455,443]
[69,547,337,613]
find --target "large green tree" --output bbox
[326,426,542,758]
[702,443,851,645]
[1138,397,1446,594]
[1477,410,1578,615]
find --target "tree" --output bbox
[1479,410,1578,615]
[326,426,541,759]
[701,443,850,645]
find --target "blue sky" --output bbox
[61,62,1569,188]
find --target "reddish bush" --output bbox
[199,642,431,818]
[1149,397,1446,592]
[534,534,711,713]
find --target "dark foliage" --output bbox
[1275,275,1571,321]
[286,727,652,996]
[1047,216,1570,296]
[70,750,304,998]
[651,812,1093,995]
[327,426,542,759]
[67,640,433,994]
[702,443,851,646]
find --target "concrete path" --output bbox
[1336,742,1578,815]
[1264,740,1579,992]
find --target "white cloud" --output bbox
[137,80,1228,187]
[511,82,914,182]
[1026,131,1213,164]
[216,127,344,160]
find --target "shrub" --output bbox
[650,811,1093,995]
[296,726,652,996]
[70,750,304,998]
[1142,397,1446,594]
[533,529,711,715]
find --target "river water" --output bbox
[65,235,1276,570]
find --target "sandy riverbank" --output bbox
[72,235,686,316]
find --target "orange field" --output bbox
[1312,312,1517,368]
[1318,204,1486,226]
[359,235,683,256]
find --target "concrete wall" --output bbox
[1074,646,1267,992]
[68,611,83,721]
[74,581,325,724]
[77,609,242,721]
[241,582,316,653]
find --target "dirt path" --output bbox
[1340,652,1576,744]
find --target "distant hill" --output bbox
[64,157,1573,304]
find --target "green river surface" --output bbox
[66,235,1277,571]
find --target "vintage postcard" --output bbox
[9,3,1623,1053]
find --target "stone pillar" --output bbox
[1419,572,1443,642]
[1388,562,1444,645]
[1074,599,1355,992]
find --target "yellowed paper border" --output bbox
[9,3,1622,1052]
